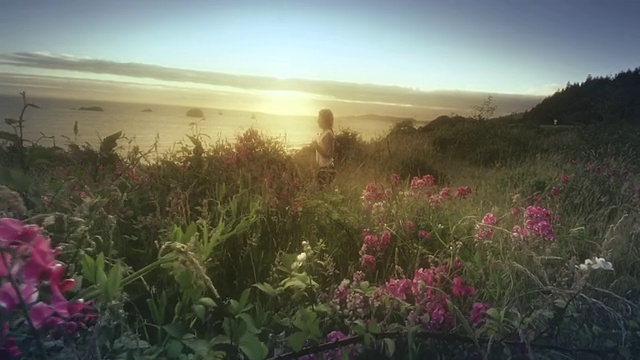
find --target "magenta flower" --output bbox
[525,206,556,241]
[455,186,472,199]
[474,212,497,240]
[0,282,38,312]
[470,302,491,327]
[327,330,347,342]
[418,230,429,239]
[481,213,497,226]
[561,174,569,184]
[0,217,97,344]
[451,277,475,297]
[360,255,376,271]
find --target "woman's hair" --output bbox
[319,109,334,129]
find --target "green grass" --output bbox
[1,120,639,359]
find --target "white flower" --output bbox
[43,215,56,227]
[592,257,614,271]
[577,257,613,271]
[296,252,307,262]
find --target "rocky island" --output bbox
[78,106,104,112]
[186,108,204,117]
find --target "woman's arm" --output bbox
[315,132,335,158]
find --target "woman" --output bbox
[314,109,336,189]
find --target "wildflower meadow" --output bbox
[1,94,639,359]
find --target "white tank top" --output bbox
[315,129,334,167]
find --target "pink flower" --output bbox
[525,206,556,241]
[550,186,559,198]
[405,220,415,231]
[511,207,521,216]
[0,282,38,312]
[418,230,429,239]
[561,174,569,184]
[0,218,98,338]
[0,337,20,357]
[439,187,451,198]
[0,219,41,244]
[511,225,530,240]
[429,194,444,207]
[451,277,475,297]
[390,173,400,187]
[474,212,497,241]
[360,255,376,271]
[29,302,56,329]
[470,302,491,327]
[327,330,347,342]
[410,175,436,193]
[481,213,497,226]
[455,186,472,199]
[383,278,413,300]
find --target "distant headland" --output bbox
[77,106,104,112]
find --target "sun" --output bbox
[257,90,316,116]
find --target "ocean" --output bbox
[0,95,396,156]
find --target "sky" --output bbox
[1,0,639,118]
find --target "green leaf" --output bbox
[193,304,206,320]
[485,308,501,321]
[163,323,186,339]
[367,319,381,334]
[96,253,105,276]
[183,339,210,356]
[210,334,231,347]
[287,331,308,352]
[196,297,216,307]
[106,264,122,301]
[238,313,261,334]
[222,317,232,337]
[383,338,396,357]
[238,288,251,311]
[182,223,198,243]
[253,282,278,297]
[239,332,268,360]
[229,299,240,315]
[474,250,484,267]
[282,278,307,290]
[280,253,298,270]
[81,254,96,284]
[308,321,322,339]
[100,130,122,155]
[165,339,183,359]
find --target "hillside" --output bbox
[523,67,640,125]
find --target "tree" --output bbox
[470,95,497,121]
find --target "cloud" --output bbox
[0,52,545,117]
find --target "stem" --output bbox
[270,329,620,360]
[531,286,583,344]
[76,253,179,301]
[0,248,48,360]
[17,92,28,171]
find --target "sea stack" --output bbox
[186,108,204,117]
[78,106,104,112]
